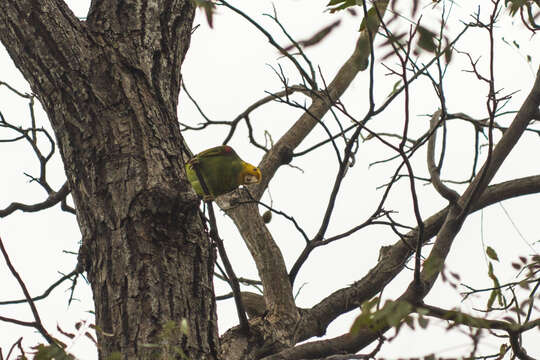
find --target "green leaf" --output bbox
[327,0,357,13]
[487,262,505,309]
[350,312,371,334]
[327,0,348,6]
[499,344,508,356]
[385,301,412,327]
[417,26,437,53]
[33,344,74,360]
[486,246,499,261]
[404,316,415,330]
[418,315,429,329]
[443,36,453,63]
[505,0,528,16]
[192,0,215,28]
[387,80,402,99]
[351,299,412,334]
[362,296,380,312]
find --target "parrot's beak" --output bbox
[244,173,260,184]
[244,167,262,185]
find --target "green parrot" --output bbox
[185,145,262,200]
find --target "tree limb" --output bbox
[218,2,391,340]
[427,110,460,202]
[0,236,57,346]
[191,162,249,332]
[294,174,540,345]
[414,66,540,299]
[0,268,79,306]
[0,182,70,217]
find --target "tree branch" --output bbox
[251,0,388,200]
[190,162,249,332]
[0,182,70,217]
[414,66,540,299]
[427,110,460,202]
[294,174,540,344]
[0,236,57,345]
[218,0,317,89]
[218,1,391,338]
[421,303,539,360]
[421,303,540,333]
[0,269,79,305]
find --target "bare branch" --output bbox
[190,162,249,332]
[264,6,317,86]
[218,0,317,89]
[222,86,308,145]
[251,0,390,200]
[0,269,80,306]
[427,109,460,202]
[422,303,539,360]
[293,25,470,160]
[295,174,540,344]
[0,236,57,345]
[0,182,70,217]
[414,66,540,298]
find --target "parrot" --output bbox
[185,145,262,200]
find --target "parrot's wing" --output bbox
[188,145,237,164]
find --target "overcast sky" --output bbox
[1,1,539,359]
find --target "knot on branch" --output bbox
[127,186,200,244]
[278,146,293,165]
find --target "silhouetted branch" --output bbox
[0,182,70,217]
[422,303,539,360]
[0,269,80,306]
[0,236,57,345]
[190,162,249,332]
[427,110,460,202]
[218,0,317,89]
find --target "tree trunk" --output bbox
[0,1,220,358]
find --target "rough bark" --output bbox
[0,1,220,359]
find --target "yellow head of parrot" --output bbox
[240,162,262,185]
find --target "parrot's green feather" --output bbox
[185,145,261,199]
[193,146,235,159]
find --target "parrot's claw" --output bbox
[202,194,214,202]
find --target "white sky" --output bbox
[1,1,539,359]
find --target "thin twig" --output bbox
[190,163,249,332]
[427,110,460,202]
[0,236,57,345]
[218,0,316,89]
[0,269,79,305]
[0,182,71,217]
